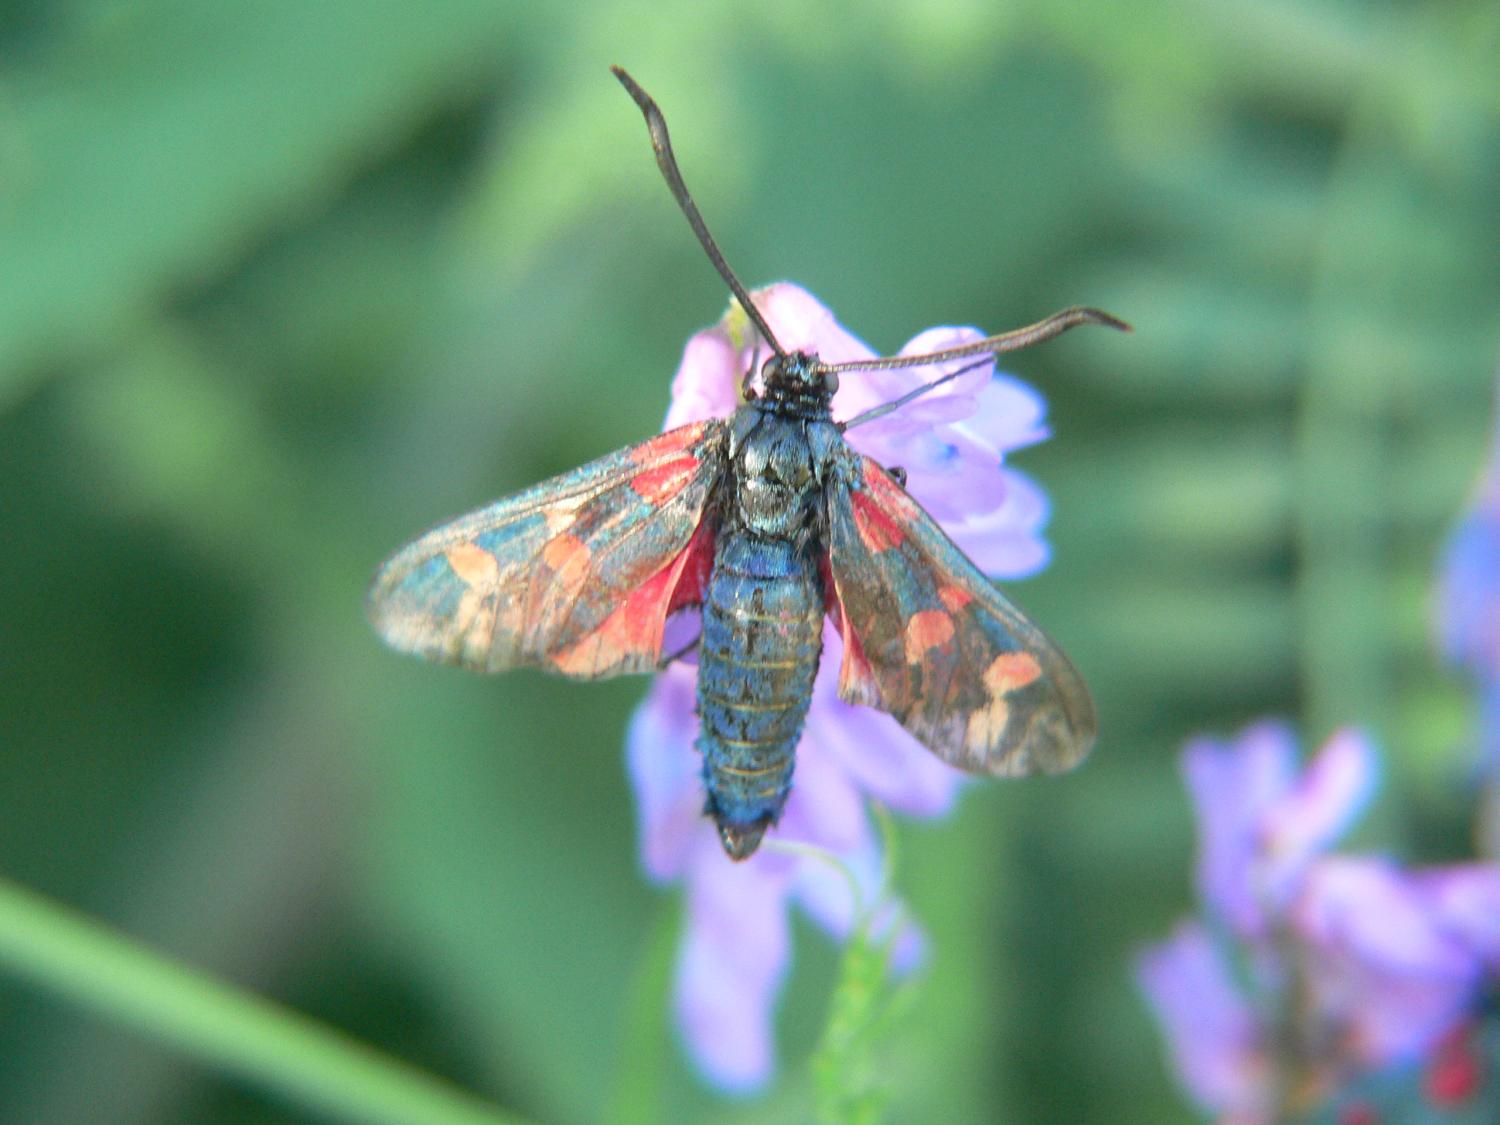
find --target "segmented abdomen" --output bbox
[697,533,824,857]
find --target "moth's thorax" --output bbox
[727,404,841,542]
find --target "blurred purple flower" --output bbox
[1140,722,1500,1121]
[629,283,1054,1090]
[1184,721,1376,939]
[1136,921,1268,1120]
[1292,857,1500,1068]
[1437,386,1500,775]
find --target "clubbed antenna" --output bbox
[612,66,787,359]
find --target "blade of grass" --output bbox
[0,875,525,1125]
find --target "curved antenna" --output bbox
[612,66,786,359]
[839,356,994,431]
[815,306,1130,375]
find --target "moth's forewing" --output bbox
[368,420,727,679]
[824,449,1096,775]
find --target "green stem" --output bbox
[0,875,525,1125]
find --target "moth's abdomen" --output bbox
[698,533,824,860]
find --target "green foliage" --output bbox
[1,2,1498,1123]
[807,809,922,1125]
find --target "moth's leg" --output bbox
[886,465,907,487]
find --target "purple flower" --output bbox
[1292,857,1500,1067]
[1184,721,1376,939]
[1437,398,1500,773]
[629,283,1054,1090]
[1136,921,1268,1120]
[1140,722,1500,1120]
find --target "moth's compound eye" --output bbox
[823,370,840,395]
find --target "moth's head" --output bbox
[760,351,839,399]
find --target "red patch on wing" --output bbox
[850,489,904,553]
[630,456,699,503]
[938,585,973,612]
[628,422,707,465]
[551,516,715,676]
[826,553,882,708]
[666,519,716,613]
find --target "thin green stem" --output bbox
[0,875,525,1125]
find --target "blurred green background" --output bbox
[2,2,1498,1122]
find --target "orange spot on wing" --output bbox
[964,652,1045,754]
[542,532,588,571]
[939,585,973,612]
[851,489,904,553]
[541,533,591,600]
[630,456,699,503]
[983,651,1042,694]
[445,543,500,588]
[904,609,955,663]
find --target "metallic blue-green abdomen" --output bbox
[697,532,824,858]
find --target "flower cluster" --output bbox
[1137,721,1500,1121]
[626,283,1054,1090]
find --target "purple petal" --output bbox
[946,469,1051,579]
[1435,449,1500,774]
[1323,965,1476,1068]
[960,374,1051,453]
[1292,857,1483,1066]
[1415,864,1500,966]
[675,847,795,1092]
[1437,463,1500,676]
[802,632,965,818]
[1260,728,1377,897]
[1182,720,1299,933]
[1294,858,1473,977]
[1482,680,1500,772]
[626,666,704,881]
[777,733,869,855]
[805,698,965,819]
[887,326,995,407]
[664,329,741,428]
[756,283,877,367]
[1136,922,1266,1117]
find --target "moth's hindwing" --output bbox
[368,419,727,679]
[825,450,1097,775]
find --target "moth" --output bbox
[368,67,1127,860]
